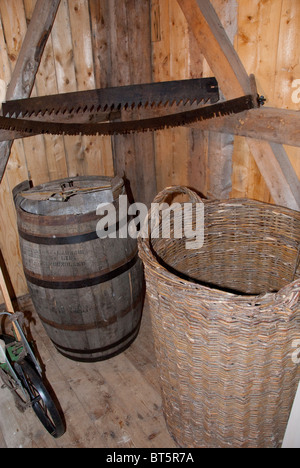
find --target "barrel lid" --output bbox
[14,176,124,216]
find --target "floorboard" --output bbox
[0,296,176,448]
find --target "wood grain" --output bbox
[0,0,299,300]
[0,296,176,448]
[0,0,61,182]
[233,0,300,207]
[178,0,300,210]
[190,106,300,148]
[177,0,251,98]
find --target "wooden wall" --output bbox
[0,0,299,301]
[232,0,300,202]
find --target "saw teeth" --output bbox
[0,94,254,140]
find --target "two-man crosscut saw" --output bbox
[0,77,261,139]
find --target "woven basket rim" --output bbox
[182,196,300,215]
[138,196,300,308]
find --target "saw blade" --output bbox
[2,78,219,119]
[0,95,257,140]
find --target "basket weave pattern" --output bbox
[138,187,300,448]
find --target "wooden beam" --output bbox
[247,140,300,211]
[0,0,61,183]
[177,0,300,211]
[177,0,251,99]
[0,142,12,182]
[94,0,157,206]
[190,107,300,149]
[0,265,21,341]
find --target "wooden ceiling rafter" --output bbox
[177,0,300,211]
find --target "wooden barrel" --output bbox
[13,176,144,362]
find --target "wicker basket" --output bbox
[138,186,300,448]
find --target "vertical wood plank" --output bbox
[178,0,299,209]
[90,0,155,200]
[152,0,237,199]
[108,0,156,204]
[0,2,29,298]
[51,0,83,178]
[88,0,114,181]
[232,0,300,205]
[206,0,236,199]
[0,0,27,75]
[151,0,171,192]
[273,0,300,197]
[188,129,209,197]
[205,0,238,199]
[89,0,112,89]
[107,0,137,199]
[0,177,28,298]
[5,0,50,185]
[187,7,208,196]
[231,0,271,201]
[23,0,38,21]
[68,0,113,179]
[0,0,65,185]
[168,0,190,188]
[35,33,68,181]
[0,0,62,184]
[126,0,157,204]
[152,0,190,193]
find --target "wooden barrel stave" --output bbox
[26,269,144,362]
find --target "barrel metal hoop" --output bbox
[51,322,141,363]
[17,218,127,245]
[52,321,141,355]
[37,292,144,331]
[24,251,140,289]
[18,228,99,245]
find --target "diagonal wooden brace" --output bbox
[0,0,61,184]
[177,0,300,211]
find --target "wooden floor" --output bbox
[0,296,176,448]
